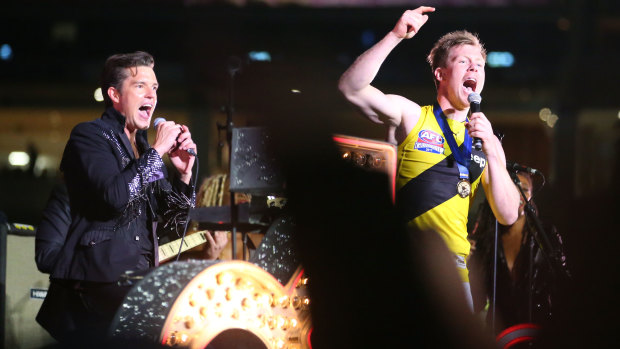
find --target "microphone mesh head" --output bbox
[468,93,482,104]
[153,117,166,128]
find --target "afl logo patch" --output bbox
[414,130,445,154]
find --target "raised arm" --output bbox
[338,7,435,141]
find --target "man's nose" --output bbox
[145,88,156,99]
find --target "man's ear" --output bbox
[108,87,120,104]
[434,68,443,82]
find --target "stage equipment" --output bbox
[332,134,397,202]
[248,216,299,285]
[1,222,55,348]
[227,126,286,260]
[109,260,311,349]
[158,230,214,264]
[230,127,285,196]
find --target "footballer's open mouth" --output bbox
[463,77,477,94]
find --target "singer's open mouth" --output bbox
[139,104,153,118]
[463,78,477,93]
[138,103,153,120]
[139,104,153,112]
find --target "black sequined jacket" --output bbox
[51,107,194,283]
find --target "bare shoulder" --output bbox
[385,95,422,143]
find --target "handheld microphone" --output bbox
[506,161,538,175]
[153,117,196,156]
[468,92,483,151]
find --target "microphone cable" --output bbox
[175,152,199,262]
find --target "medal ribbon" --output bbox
[433,103,472,181]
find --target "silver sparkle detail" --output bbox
[128,148,165,202]
[109,260,220,342]
[249,216,299,284]
[100,126,131,168]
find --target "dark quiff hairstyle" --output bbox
[426,30,487,89]
[101,51,155,107]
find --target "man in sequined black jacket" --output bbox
[41,52,197,342]
[52,107,195,281]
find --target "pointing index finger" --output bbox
[416,6,436,15]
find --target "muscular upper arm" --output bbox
[342,84,421,142]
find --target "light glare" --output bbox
[9,151,30,166]
[0,44,13,61]
[248,51,271,62]
[487,51,514,68]
[94,87,104,102]
[539,108,551,121]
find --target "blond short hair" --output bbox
[427,31,487,88]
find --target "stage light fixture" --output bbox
[352,152,367,166]
[333,135,397,202]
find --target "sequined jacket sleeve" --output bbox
[61,121,167,215]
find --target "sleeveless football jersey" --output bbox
[396,104,487,257]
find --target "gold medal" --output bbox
[457,179,471,198]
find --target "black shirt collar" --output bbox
[101,107,149,153]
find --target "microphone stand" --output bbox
[489,131,505,335]
[508,171,569,323]
[490,218,499,333]
[511,172,566,279]
[219,56,242,260]
[491,218,498,334]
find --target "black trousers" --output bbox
[37,279,134,344]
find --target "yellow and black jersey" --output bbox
[396,104,487,257]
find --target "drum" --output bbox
[109,260,311,349]
[110,216,310,349]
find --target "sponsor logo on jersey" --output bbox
[471,154,486,169]
[414,130,445,154]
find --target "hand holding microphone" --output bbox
[153,117,196,156]
[468,93,483,151]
